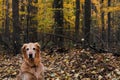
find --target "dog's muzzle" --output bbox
[29,54,33,59]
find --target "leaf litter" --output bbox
[0,49,120,80]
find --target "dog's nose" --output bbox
[29,54,33,59]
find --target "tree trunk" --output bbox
[53,0,64,48]
[5,0,10,42]
[26,0,38,42]
[75,0,80,43]
[101,0,105,48]
[108,0,111,48]
[84,0,91,48]
[20,0,26,43]
[101,12,105,48]
[2,0,5,34]
[12,0,21,54]
[26,0,30,43]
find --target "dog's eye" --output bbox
[26,48,29,51]
[33,48,36,50]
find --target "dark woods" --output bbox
[0,0,120,54]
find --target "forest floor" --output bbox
[0,49,120,80]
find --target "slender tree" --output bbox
[108,0,111,48]
[26,0,38,42]
[53,0,64,48]
[20,0,27,42]
[101,0,105,48]
[5,0,10,42]
[75,0,80,43]
[84,0,91,48]
[12,0,21,54]
[2,0,5,34]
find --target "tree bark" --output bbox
[12,0,21,54]
[101,12,105,47]
[5,0,10,42]
[84,0,91,48]
[2,0,5,34]
[26,0,38,42]
[53,0,64,48]
[108,0,111,48]
[101,0,105,48]
[75,0,80,43]
[20,0,26,43]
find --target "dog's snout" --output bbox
[29,54,33,59]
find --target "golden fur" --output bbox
[17,42,44,80]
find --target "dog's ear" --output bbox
[35,42,41,53]
[21,44,27,53]
[35,42,40,49]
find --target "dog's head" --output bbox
[21,42,41,66]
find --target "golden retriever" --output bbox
[17,42,44,80]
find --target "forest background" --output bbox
[0,0,120,54]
